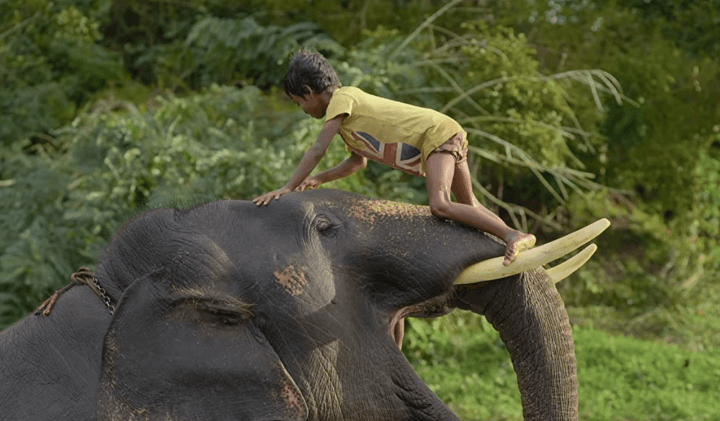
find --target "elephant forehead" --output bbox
[344,197,430,224]
[186,235,235,278]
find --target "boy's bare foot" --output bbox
[503,232,537,266]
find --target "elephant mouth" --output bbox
[388,293,456,349]
[389,307,412,349]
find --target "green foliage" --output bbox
[561,184,720,352]
[1,0,342,147]
[99,0,345,89]
[623,0,720,56]
[153,16,343,91]
[559,190,670,310]
[65,86,294,209]
[0,0,122,146]
[484,0,720,225]
[237,0,476,46]
[0,147,80,323]
[334,26,428,102]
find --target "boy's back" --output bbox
[326,87,465,176]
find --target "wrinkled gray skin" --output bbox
[0,189,577,420]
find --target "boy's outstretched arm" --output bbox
[253,115,344,206]
[295,152,367,191]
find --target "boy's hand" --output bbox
[295,176,322,191]
[253,186,292,206]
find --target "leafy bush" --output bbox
[0,0,122,146]
[483,1,720,343]
[175,17,343,90]
[0,148,81,323]
[559,178,720,352]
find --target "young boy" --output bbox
[254,50,535,266]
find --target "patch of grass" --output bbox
[568,303,720,353]
[574,327,720,421]
[405,313,720,421]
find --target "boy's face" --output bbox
[290,93,327,119]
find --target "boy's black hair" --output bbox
[284,49,341,98]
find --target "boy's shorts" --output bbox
[430,132,468,164]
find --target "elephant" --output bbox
[0,189,602,420]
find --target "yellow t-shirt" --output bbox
[324,87,466,177]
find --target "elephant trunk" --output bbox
[454,268,578,421]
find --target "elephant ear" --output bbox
[97,269,307,421]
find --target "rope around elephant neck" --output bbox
[34,267,116,316]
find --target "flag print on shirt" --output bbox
[350,131,423,177]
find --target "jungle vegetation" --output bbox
[1,0,719,419]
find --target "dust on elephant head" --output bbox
[0,189,578,421]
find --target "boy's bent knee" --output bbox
[429,199,452,219]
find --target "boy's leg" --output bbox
[449,158,520,227]
[425,152,535,266]
[449,155,481,206]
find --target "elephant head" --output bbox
[1,189,604,420]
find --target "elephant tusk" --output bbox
[545,244,597,284]
[454,218,610,284]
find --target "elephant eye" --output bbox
[200,304,245,326]
[314,215,339,236]
[171,299,253,328]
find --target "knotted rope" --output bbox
[34,267,115,316]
